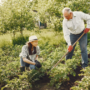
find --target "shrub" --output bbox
[0,39,12,50]
[12,35,29,45]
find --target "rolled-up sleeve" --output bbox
[63,20,71,45]
[36,46,40,55]
[20,45,28,58]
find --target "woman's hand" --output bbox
[35,60,42,68]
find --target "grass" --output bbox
[0,28,66,48]
[0,33,12,49]
[1,28,90,49]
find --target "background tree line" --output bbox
[0,0,90,35]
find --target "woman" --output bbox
[19,35,41,72]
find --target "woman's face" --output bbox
[31,40,38,47]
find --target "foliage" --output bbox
[0,0,90,89]
[71,67,90,90]
[66,0,90,13]
[0,28,90,89]
[0,0,89,34]
[71,43,90,90]
[87,32,90,43]
[30,0,90,32]
[0,0,35,34]
[12,35,29,45]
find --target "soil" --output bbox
[31,66,83,90]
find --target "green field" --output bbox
[0,29,90,90]
[0,0,90,89]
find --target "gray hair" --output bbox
[62,7,72,14]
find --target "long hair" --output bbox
[27,43,36,55]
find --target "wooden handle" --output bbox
[72,32,85,47]
[51,32,85,70]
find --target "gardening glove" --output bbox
[84,28,90,34]
[20,67,25,72]
[35,60,42,68]
[68,45,73,52]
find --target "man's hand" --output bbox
[35,60,42,68]
[84,28,90,34]
[68,45,73,52]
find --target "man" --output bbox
[62,7,90,68]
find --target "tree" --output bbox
[0,0,35,35]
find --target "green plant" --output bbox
[12,35,29,45]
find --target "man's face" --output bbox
[63,11,72,20]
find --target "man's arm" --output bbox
[63,20,71,45]
[79,11,90,29]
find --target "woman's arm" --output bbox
[23,58,35,65]
[35,55,38,60]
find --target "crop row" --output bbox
[1,41,90,90]
[46,44,82,89]
[71,66,90,90]
[1,43,67,89]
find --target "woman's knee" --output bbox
[30,64,35,70]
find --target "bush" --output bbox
[0,39,12,50]
[67,0,89,13]
[48,16,63,32]
[12,35,29,45]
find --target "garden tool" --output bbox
[51,32,85,70]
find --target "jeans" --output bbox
[20,57,35,70]
[66,31,88,68]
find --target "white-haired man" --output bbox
[62,7,90,68]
